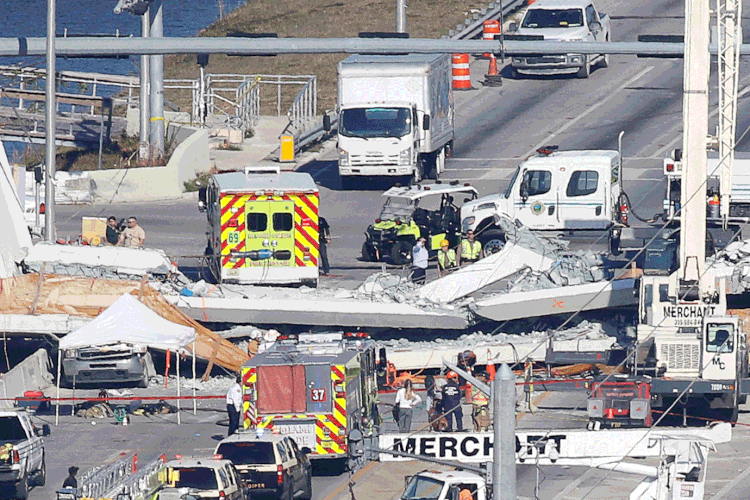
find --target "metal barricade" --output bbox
[76,453,135,500]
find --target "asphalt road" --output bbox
[42,0,750,497]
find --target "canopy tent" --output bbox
[56,293,198,425]
[60,293,196,351]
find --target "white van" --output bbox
[460,148,621,255]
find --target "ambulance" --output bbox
[199,166,320,286]
[240,332,380,461]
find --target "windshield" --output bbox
[504,167,520,198]
[402,476,444,500]
[340,107,412,139]
[171,467,218,490]
[217,442,275,465]
[380,196,416,220]
[522,8,584,28]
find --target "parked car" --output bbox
[158,458,249,500]
[215,433,312,500]
[0,409,49,499]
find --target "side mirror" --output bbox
[590,21,601,32]
[508,22,518,32]
[520,181,529,203]
[323,114,331,132]
[422,115,430,131]
[198,187,207,212]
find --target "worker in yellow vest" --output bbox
[459,230,482,266]
[437,240,457,277]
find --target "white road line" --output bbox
[711,462,750,499]
[520,66,655,160]
[553,468,595,500]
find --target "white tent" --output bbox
[56,293,198,425]
[59,293,196,351]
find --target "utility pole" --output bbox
[149,0,165,159]
[140,4,151,162]
[396,0,406,33]
[494,364,516,500]
[44,0,56,241]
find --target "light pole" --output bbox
[44,0,56,241]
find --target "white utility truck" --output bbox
[507,0,611,78]
[460,147,621,256]
[0,409,49,499]
[325,54,454,188]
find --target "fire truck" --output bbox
[240,332,379,461]
[198,166,320,286]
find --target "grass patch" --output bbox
[184,171,214,192]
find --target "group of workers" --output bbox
[411,229,483,284]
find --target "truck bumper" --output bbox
[0,468,21,483]
[511,54,586,75]
[340,165,413,176]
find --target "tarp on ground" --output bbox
[0,141,32,279]
[59,293,196,351]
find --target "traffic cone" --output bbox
[483,54,502,87]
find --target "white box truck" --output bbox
[325,54,455,189]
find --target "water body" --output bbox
[0,0,246,75]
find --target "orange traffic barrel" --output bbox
[452,53,471,90]
[483,20,501,57]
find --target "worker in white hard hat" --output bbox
[437,240,457,277]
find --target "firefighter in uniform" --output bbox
[471,372,490,431]
[440,371,463,432]
[459,230,482,266]
[437,240,457,277]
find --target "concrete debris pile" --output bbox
[711,240,750,294]
[495,215,570,253]
[151,373,237,393]
[0,273,248,372]
[505,250,607,293]
[22,242,188,282]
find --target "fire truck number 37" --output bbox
[311,388,327,401]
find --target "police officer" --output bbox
[440,371,463,432]
[459,230,482,266]
[437,240,457,277]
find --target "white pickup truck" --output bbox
[0,409,49,499]
[508,0,611,78]
[400,470,487,500]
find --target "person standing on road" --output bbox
[394,379,422,432]
[437,239,457,277]
[411,237,429,284]
[459,230,482,266]
[226,374,243,436]
[319,217,331,276]
[62,466,79,489]
[106,216,120,246]
[440,371,463,432]
[118,216,146,248]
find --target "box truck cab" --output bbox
[327,54,454,188]
[460,148,620,255]
[199,167,320,287]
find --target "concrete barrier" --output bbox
[87,126,209,203]
[0,348,54,409]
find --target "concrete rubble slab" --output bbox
[472,278,638,322]
[0,349,54,409]
[380,321,617,371]
[0,313,90,335]
[0,140,32,279]
[165,274,469,330]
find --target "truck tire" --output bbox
[599,37,610,68]
[480,231,505,258]
[35,456,46,486]
[576,56,590,79]
[138,364,150,389]
[391,241,412,265]
[426,153,438,180]
[15,474,29,500]
[361,242,377,262]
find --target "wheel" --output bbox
[138,365,150,388]
[391,240,413,265]
[426,154,438,180]
[599,37,610,68]
[15,475,28,499]
[35,456,46,486]
[480,231,506,258]
[361,242,377,262]
[576,56,590,78]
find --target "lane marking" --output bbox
[322,460,377,500]
[519,66,655,161]
[711,462,750,499]
[553,468,596,500]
